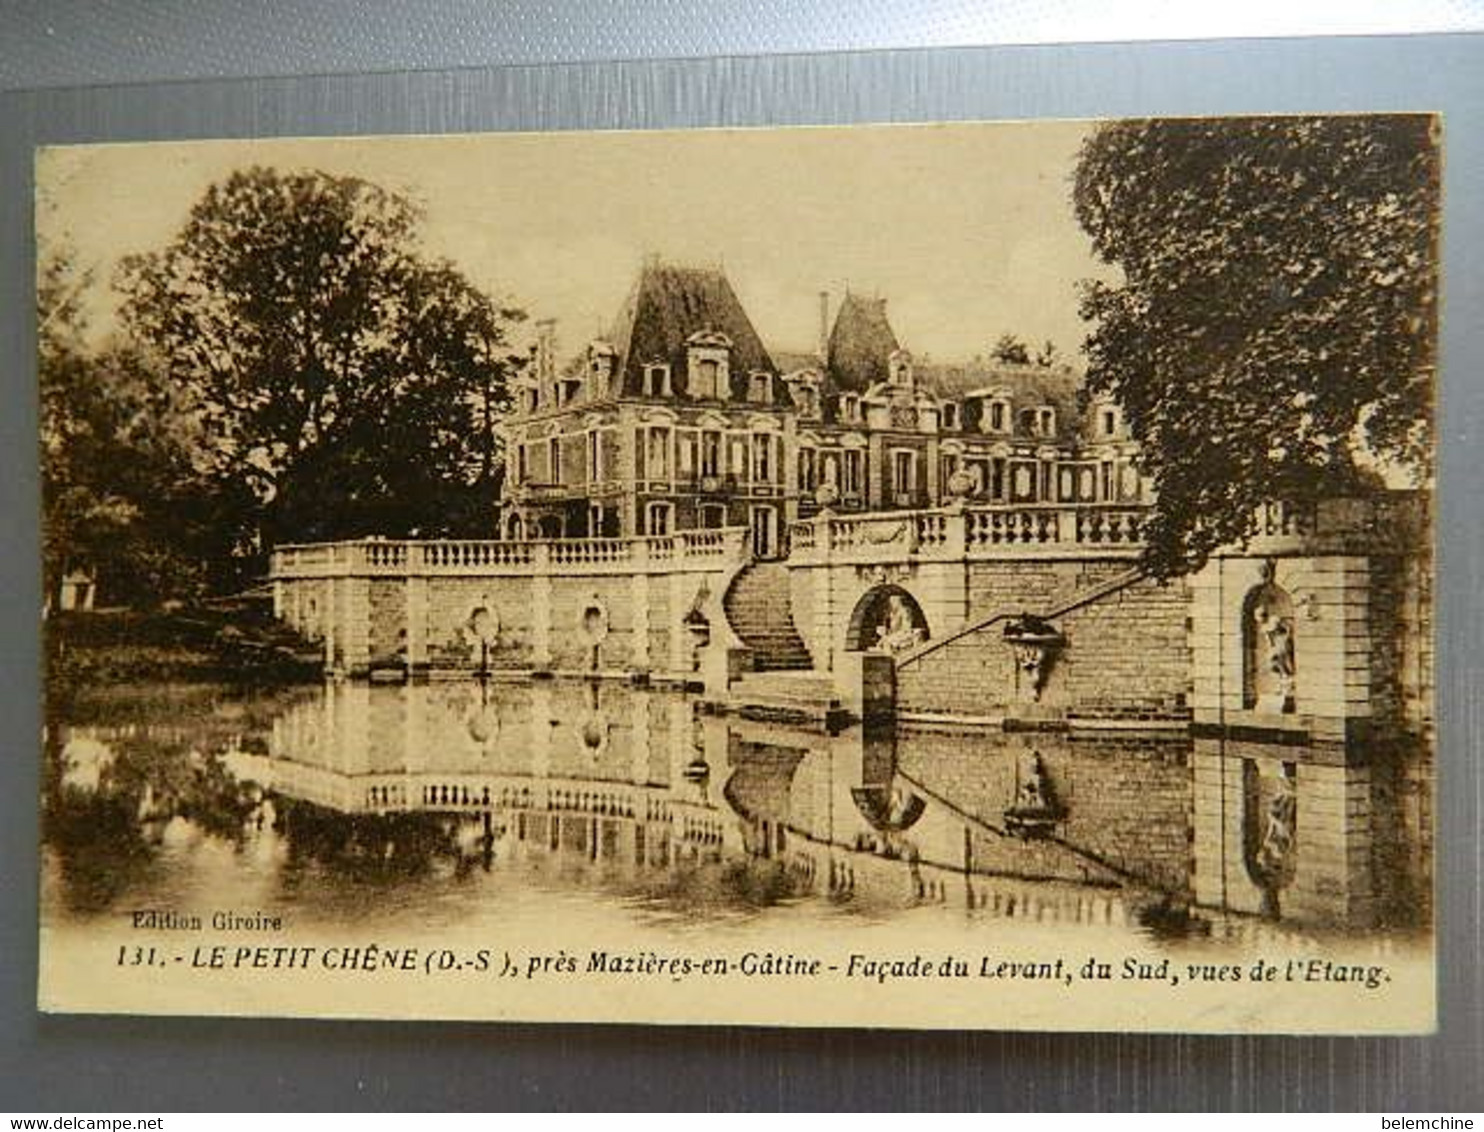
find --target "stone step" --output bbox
[723,561,813,672]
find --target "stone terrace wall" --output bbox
[896,572,1192,723]
[272,534,742,677]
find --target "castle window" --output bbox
[730,436,749,482]
[587,431,601,484]
[941,453,960,489]
[646,427,671,480]
[644,363,671,397]
[752,433,777,483]
[891,450,916,504]
[1039,408,1057,436]
[1100,407,1119,437]
[988,400,1009,433]
[516,443,529,485]
[701,430,722,478]
[686,356,730,400]
[749,372,773,404]
[547,437,562,485]
[798,447,817,493]
[942,402,959,430]
[645,502,674,537]
[840,394,859,422]
[843,450,863,497]
[558,377,582,407]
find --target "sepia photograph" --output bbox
[35,116,1438,1033]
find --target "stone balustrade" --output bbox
[788,503,1152,564]
[271,527,750,579]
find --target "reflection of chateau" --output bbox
[499,260,1141,556]
[171,681,1422,933]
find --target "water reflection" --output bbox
[41,679,1430,945]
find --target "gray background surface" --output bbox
[1,7,1481,1112]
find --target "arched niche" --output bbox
[1242,566,1297,713]
[845,584,929,653]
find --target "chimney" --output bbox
[817,290,830,364]
[535,318,557,386]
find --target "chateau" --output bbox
[269,260,1432,933]
[498,259,1144,557]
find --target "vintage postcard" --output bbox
[36,117,1437,1032]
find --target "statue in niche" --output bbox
[875,593,924,653]
[1245,564,1297,713]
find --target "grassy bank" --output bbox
[45,603,323,692]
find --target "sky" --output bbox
[36,120,1113,364]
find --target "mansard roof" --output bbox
[826,292,899,393]
[918,360,1088,441]
[606,262,776,397]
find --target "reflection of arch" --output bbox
[845,585,929,653]
[1243,569,1296,713]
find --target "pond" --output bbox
[38,679,1433,1029]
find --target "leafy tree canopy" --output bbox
[990,333,1032,366]
[119,167,525,556]
[1073,115,1438,578]
[40,249,215,606]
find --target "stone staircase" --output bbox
[723,561,814,671]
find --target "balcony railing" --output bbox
[270,527,750,579]
[786,495,1414,565]
[788,503,1151,563]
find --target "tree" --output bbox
[1073,116,1438,578]
[990,333,1031,366]
[1034,340,1060,368]
[119,167,525,562]
[40,249,213,607]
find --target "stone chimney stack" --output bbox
[535,318,557,387]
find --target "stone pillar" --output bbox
[529,681,552,778]
[1288,761,1376,928]
[1290,556,1372,740]
[1190,741,1254,913]
[1188,560,1246,725]
[272,580,284,619]
[405,576,428,671]
[631,540,650,672]
[531,545,553,669]
[668,571,688,674]
[341,577,371,676]
[323,576,339,672]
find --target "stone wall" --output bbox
[276,555,730,678]
[893,571,1192,722]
